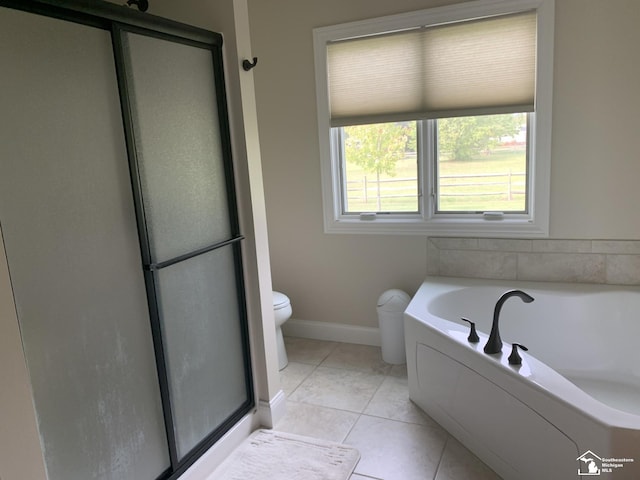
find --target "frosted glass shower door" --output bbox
[114,28,253,463]
[0,7,170,480]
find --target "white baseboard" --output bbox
[258,389,287,428]
[282,318,381,347]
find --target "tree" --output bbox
[344,122,410,176]
[344,123,411,210]
[438,114,523,161]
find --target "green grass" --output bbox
[344,146,526,213]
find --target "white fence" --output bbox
[346,171,525,209]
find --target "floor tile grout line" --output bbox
[284,339,452,479]
[356,411,432,427]
[350,473,384,480]
[341,411,362,445]
[284,396,431,428]
[281,338,500,479]
[284,398,366,418]
[317,340,341,367]
[360,373,387,416]
[282,361,322,398]
[431,434,451,480]
[286,362,389,419]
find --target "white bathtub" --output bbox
[405,276,640,480]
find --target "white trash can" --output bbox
[377,289,411,364]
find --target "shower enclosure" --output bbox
[0,1,253,479]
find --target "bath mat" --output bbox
[211,429,360,480]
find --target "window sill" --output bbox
[324,215,549,237]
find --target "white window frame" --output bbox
[313,0,554,237]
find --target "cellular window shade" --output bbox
[327,11,537,127]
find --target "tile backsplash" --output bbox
[427,237,640,285]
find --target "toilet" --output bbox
[273,291,292,370]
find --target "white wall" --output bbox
[247,0,640,330]
[551,0,640,238]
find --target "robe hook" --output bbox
[126,0,149,12]
[242,57,258,71]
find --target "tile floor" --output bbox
[276,337,502,480]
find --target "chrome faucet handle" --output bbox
[508,343,528,365]
[461,317,480,343]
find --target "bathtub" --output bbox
[405,276,640,480]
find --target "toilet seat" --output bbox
[273,291,290,310]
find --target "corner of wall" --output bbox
[257,389,287,428]
[224,0,282,410]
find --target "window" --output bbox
[313,0,554,236]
